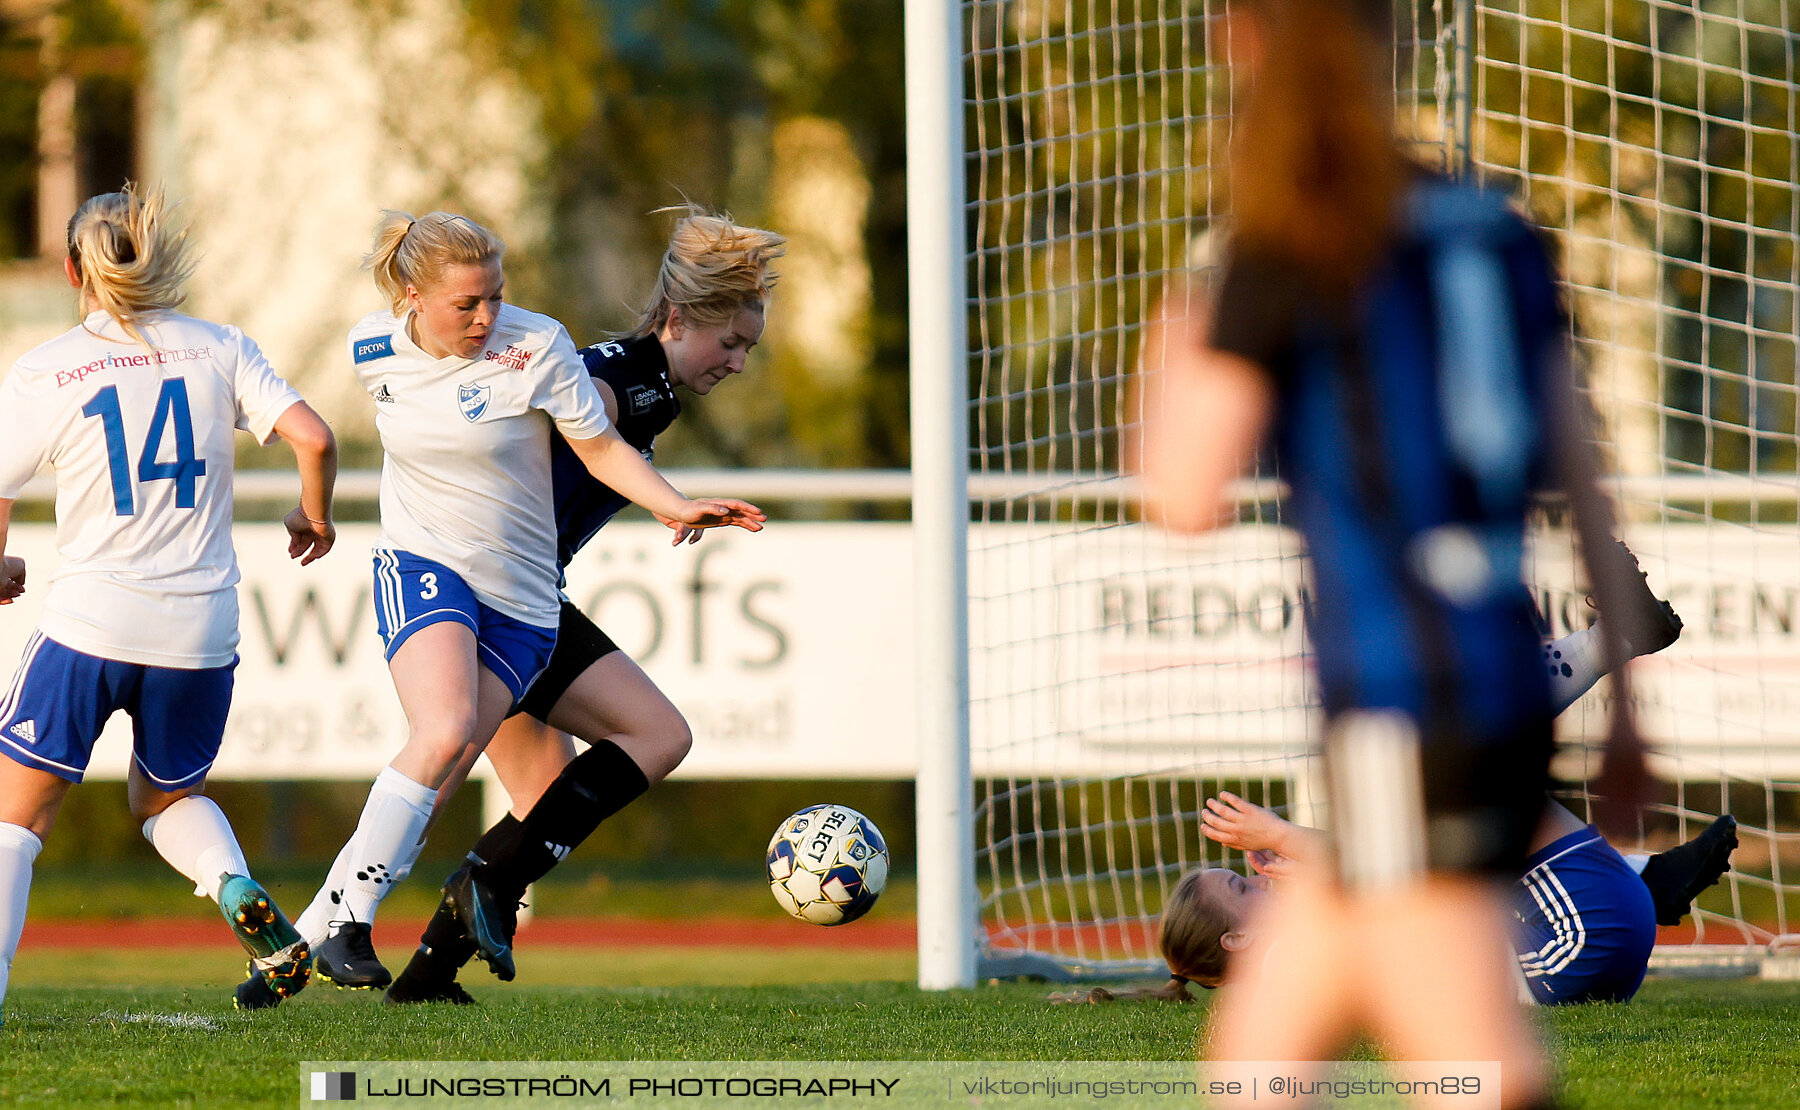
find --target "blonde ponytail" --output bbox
[66,183,196,346]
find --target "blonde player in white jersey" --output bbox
[0,185,339,1021]
[290,210,765,994]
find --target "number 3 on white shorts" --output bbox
[419,572,439,600]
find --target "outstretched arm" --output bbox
[274,402,338,566]
[1129,284,1276,534]
[1201,792,1323,866]
[562,428,766,541]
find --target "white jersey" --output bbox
[349,303,611,626]
[0,310,303,667]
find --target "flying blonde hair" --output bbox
[66,183,197,346]
[627,207,786,339]
[364,210,506,315]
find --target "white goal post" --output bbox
[910,0,1800,989]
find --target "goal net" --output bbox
[952,0,1799,981]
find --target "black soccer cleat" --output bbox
[444,861,517,982]
[313,921,392,989]
[384,966,477,1006]
[234,971,282,1012]
[1639,815,1738,926]
[1603,539,1683,659]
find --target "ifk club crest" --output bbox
[457,383,491,422]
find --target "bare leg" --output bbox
[483,715,578,818]
[389,654,690,996]
[1358,877,1550,1109]
[485,652,692,809]
[1208,873,1549,1110]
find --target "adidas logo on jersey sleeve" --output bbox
[353,335,395,364]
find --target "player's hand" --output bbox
[1201,791,1293,854]
[654,512,703,546]
[284,507,336,566]
[0,555,25,603]
[665,498,767,545]
[1246,848,1299,880]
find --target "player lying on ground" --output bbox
[1060,569,1736,1006]
[377,207,786,1005]
[0,185,338,1020]
[1151,793,1737,1005]
[273,209,765,1006]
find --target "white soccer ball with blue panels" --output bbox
[766,804,889,925]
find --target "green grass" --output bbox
[4,946,1799,1108]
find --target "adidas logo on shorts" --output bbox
[546,841,573,863]
[8,719,37,745]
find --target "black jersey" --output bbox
[548,334,681,571]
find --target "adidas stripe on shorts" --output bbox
[1512,825,1657,1004]
[371,549,557,706]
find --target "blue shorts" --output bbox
[371,549,557,705]
[0,631,235,788]
[1512,826,1657,1004]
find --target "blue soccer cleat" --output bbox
[219,874,311,1007]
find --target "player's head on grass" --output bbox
[364,210,507,360]
[627,206,787,396]
[1159,866,1270,989]
[64,182,197,347]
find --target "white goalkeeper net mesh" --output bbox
[962,0,1799,978]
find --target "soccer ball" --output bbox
[766,804,889,925]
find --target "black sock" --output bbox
[469,813,525,869]
[473,739,651,901]
[405,898,478,982]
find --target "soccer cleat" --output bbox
[1602,539,1683,659]
[384,964,477,1006]
[235,972,281,1012]
[313,920,392,989]
[1639,815,1738,926]
[219,874,312,1005]
[443,861,517,982]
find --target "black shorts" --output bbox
[513,600,622,723]
[1323,709,1554,882]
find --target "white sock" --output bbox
[1543,622,1611,715]
[295,839,360,947]
[141,796,249,902]
[1624,853,1650,875]
[0,822,44,1013]
[316,766,437,932]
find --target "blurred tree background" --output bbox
[464,0,912,472]
[0,0,912,473]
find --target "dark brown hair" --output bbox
[1226,0,1404,293]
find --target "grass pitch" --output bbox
[3,943,1798,1109]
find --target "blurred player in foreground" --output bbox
[0,185,338,1019]
[1133,1,1654,1104]
[385,208,786,1004]
[283,209,764,1003]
